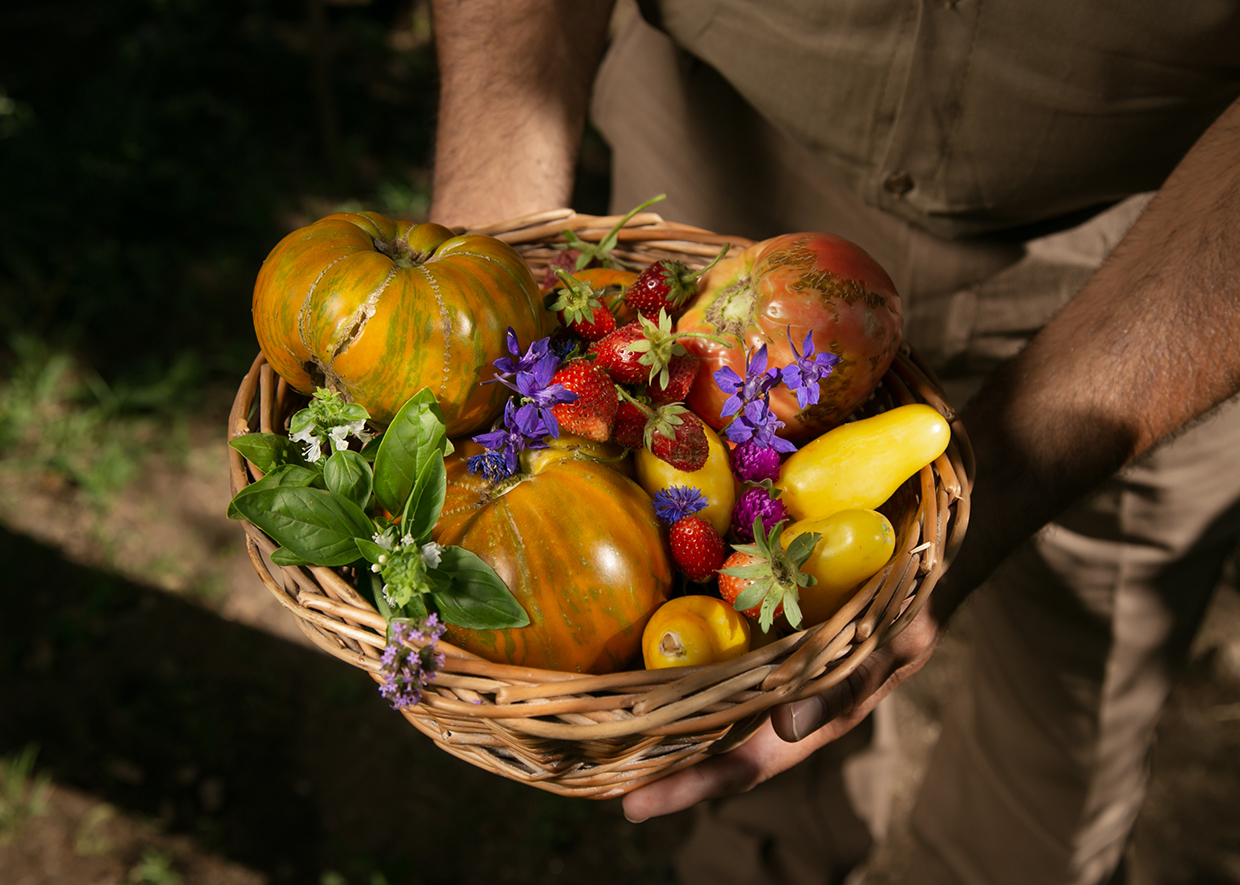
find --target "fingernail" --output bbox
[789,701,804,741]
[625,811,647,824]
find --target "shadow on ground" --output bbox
[0,526,691,885]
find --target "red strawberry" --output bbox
[550,359,618,442]
[588,321,648,384]
[717,551,771,621]
[547,268,617,342]
[611,399,647,449]
[646,406,710,472]
[647,352,700,405]
[625,244,730,320]
[669,516,726,582]
[590,312,727,388]
[717,519,821,632]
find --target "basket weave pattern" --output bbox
[226,209,973,798]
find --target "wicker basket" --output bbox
[226,208,973,799]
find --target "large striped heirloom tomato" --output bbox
[432,442,674,674]
[677,232,903,439]
[252,212,544,434]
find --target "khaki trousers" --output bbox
[592,14,1240,885]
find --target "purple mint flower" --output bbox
[730,439,782,482]
[713,344,780,418]
[731,486,788,543]
[780,330,840,409]
[652,485,708,525]
[723,398,797,454]
[378,615,447,710]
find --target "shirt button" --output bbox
[884,171,914,196]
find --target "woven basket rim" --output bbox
[228,208,974,797]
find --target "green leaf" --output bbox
[355,536,389,565]
[402,454,447,542]
[270,547,316,566]
[228,432,306,473]
[430,547,529,630]
[733,578,773,613]
[324,450,373,510]
[226,464,321,520]
[373,389,450,529]
[231,486,374,567]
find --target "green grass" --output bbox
[0,744,52,843]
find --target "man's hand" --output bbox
[621,598,944,822]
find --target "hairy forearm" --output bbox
[429,0,615,227]
[939,96,1240,614]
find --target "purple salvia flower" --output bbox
[713,344,780,418]
[730,439,783,482]
[378,615,447,710]
[731,486,788,543]
[780,330,840,409]
[652,485,708,525]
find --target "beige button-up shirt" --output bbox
[641,0,1240,237]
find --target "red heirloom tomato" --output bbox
[252,212,544,435]
[677,232,902,439]
[432,442,674,674]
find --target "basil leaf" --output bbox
[324,449,373,510]
[402,454,446,543]
[430,546,529,630]
[270,547,316,567]
[228,433,306,474]
[231,486,374,567]
[226,464,321,520]
[357,567,391,621]
[360,432,384,462]
[355,536,389,565]
[399,593,429,621]
[373,388,450,520]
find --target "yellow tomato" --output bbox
[782,509,896,627]
[776,403,950,521]
[635,422,734,536]
[642,595,752,669]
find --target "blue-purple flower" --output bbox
[722,398,797,453]
[780,330,840,409]
[378,616,446,709]
[485,328,577,439]
[470,399,553,479]
[713,344,780,419]
[652,485,708,525]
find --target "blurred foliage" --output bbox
[0,744,52,844]
[0,0,440,392]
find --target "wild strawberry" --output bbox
[717,518,821,633]
[611,399,648,449]
[647,351,700,405]
[646,406,710,472]
[589,311,728,388]
[669,516,726,582]
[547,268,617,342]
[549,359,618,442]
[625,244,730,320]
[555,193,666,273]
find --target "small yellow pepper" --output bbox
[776,403,950,521]
[642,595,752,669]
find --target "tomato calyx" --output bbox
[703,276,757,340]
[373,234,431,268]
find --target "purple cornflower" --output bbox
[466,449,510,482]
[652,485,708,525]
[722,398,797,454]
[471,400,553,479]
[731,486,788,543]
[378,615,447,710]
[713,344,780,419]
[780,330,840,409]
[730,439,782,483]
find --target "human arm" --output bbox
[428,0,616,228]
[622,93,1240,821]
